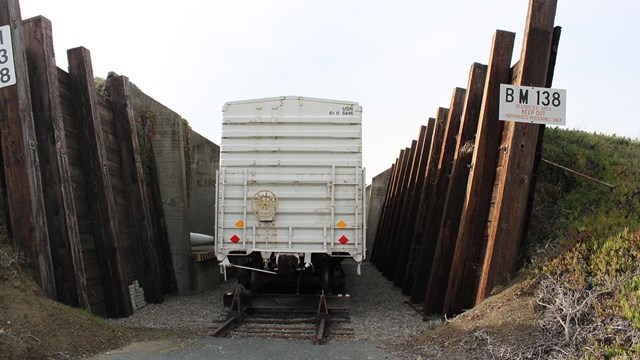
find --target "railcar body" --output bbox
[215,96,366,293]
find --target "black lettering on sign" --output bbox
[518,89,529,104]
[0,67,10,84]
[0,29,3,45]
[535,90,562,107]
[506,87,514,103]
[0,49,8,65]
[552,92,561,107]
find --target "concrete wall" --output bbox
[186,130,218,235]
[130,85,190,295]
[186,130,221,292]
[366,168,391,260]
[130,84,220,295]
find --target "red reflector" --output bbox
[339,235,349,244]
[230,235,240,243]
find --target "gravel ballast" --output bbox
[112,260,438,356]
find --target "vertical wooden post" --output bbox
[377,149,406,271]
[0,0,56,299]
[379,147,410,276]
[423,63,487,315]
[22,16,89,310]
[443,30,515,316]
[407,107,449,303]
[109,75,163,303]
[67,47,132,317]
[413,88,467,307]
[375,155,404,271]
[476,0,558,303]
[391,125,429,286]
[521,26,562,252]
[383,140,416,279]
[400,118,435,294]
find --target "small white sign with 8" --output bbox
[0,24,17,89]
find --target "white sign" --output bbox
[499,84,566,125]
[0,25,17,89]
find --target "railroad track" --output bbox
[209,291,353,344]
[223,308,353,341]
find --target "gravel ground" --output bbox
[111,260,438,358]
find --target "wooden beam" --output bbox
[401,118,435,294]
[0,0,56,299]
[413,88,467,307]
[391,125,430,286]
[520,26,563,254]
[423,63,488,315]
[384,140,417,279]
[372,155,401,268]
[408,107,449,303]
[380,147,411,276]
[23,15,89,310]
[67,47,132,317]
[476,0,558,303]
[443,30,515,316]
[109,75,163,303]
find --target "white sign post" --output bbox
[499,84,566,125]
[0,24,17,89]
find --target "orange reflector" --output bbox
[339,235,349,244]
[336,220,347,228]
[235,220,244,228]
[230,235,240,243]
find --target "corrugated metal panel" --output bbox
[216,96,365,263]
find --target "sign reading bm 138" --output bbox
[499,84,566,126]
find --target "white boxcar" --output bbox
[215,96,366,291]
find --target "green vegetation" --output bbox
[526,128,640,358]
[94,77,106,95]
[527,128,639,253]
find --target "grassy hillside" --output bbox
[525,127,640,357]
[526,127,640,256]
[400,128,640,359]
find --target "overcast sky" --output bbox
[20,0,640,183]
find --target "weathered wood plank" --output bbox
[442,30,515,316]
[423,63,488,315]
[391,125,430,286]
[383,140,416,279]
[373,153,402,269]
[520,25,562,261]
[376,149,406,271]
[408,107,449,303]
[23,15,89,310]
[109,75,163,303]
[401,118,435,294]
[67,47,132,317]
[476,0,558,304]
[413,88,467,308]
[0,0,56,299]
[380,147,411,276]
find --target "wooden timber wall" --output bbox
[370,0,561,317]
[0,0,176,317]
